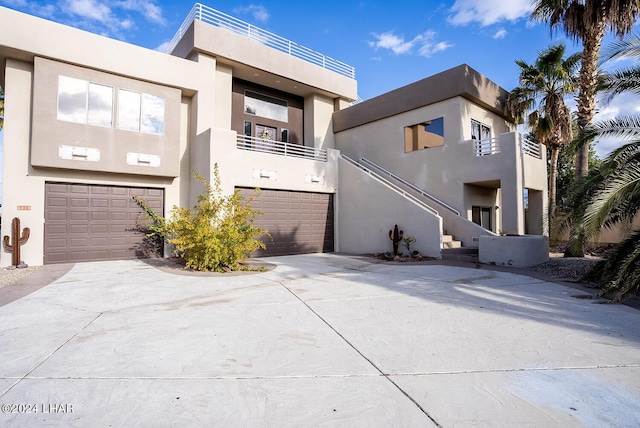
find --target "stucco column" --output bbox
[304,94,336,150]
[499,133,525,235]
[1,60,40,266]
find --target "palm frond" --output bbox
[590,229,640,302]
[600,33,640,63]
[583,162,640,237]
[598,67,640,105]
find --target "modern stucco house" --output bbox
[0,3,547,267]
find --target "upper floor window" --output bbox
[57,75,113,127]
[244,90,288,122]
[56,75,165,135]
[118,89,165,135]
[471,119,491,141]
[405,117,444,152]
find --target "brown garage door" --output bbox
[44,183,164,264]
[237,188,334,257]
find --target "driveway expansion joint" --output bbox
[276,280,442,427]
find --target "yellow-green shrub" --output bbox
[134,165,267,272]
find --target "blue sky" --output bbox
[1,0,639,207]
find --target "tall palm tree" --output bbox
[506,44,580,223]
[531,0,640,180]
[532,0,640,257]
[555,35,640,301]
[562,125,640,301]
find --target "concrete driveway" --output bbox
[1,254,639,427]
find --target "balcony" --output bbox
[166,3,356,80]
[236,135,328,162]
[473,134,542,159]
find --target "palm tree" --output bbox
[506,44,580,224]
[532,0,640,257]
[531,0,640,180]
[562,126,640,301]
[554,35,640,301]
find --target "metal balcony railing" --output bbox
[472,135,543,159]
[236,135,328,162]
[521,135,542,159]
[474,137,501,156]
[165,3,356,80]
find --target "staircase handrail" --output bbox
[341,155,439,217]
[360,157,461,216]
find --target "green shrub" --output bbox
[134,165,268,272]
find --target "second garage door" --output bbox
[237,188,334,257]
[44,183,164,264]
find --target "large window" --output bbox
[405,117,444,152]
[118,89,165,135]
[57,75,164,135]
[244,90,288,122]
[57,75,113,127]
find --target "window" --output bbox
[57,75,113,127]
[244,90,288,122]
[471,119,491,141]
[117,89,165,135]
[405,117,444,152]
[471,119,492,155]
[57,75,164,135]
[472,206,492,230]
[281,129,289,143]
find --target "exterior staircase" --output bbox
[442,233,462,249]
[441,231,479,262]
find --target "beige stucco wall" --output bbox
[30,57,182,177]
[334,97,548,237]
[304,94,337,150]
[188,128,339,197]
[0,7,203,94]
[186,20,357,101]
[336,158,442,257]
[1,60,189,267]
[335,97,512,213]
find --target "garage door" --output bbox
[44,183,164,264]
[237,188,334,257]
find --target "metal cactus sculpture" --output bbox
[389,224,404,256]
[3,217,30,267]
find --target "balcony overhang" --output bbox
[171,19,357,101]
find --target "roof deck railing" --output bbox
[165,3,356,80]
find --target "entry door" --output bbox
[472,206,492,230]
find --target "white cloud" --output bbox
[233,4,270,23]
[493,28,507,39]
[448,0,533,26]
[1,0,28,6]
[115,0,166,25]
[155,41,170,53]
[369,30,452,57]
[418,40,454,57]
[62,0,112,22]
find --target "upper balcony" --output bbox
[165,3,357,101]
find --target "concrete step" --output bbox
[442,234,462,249]
[441,247,479,263]
[442,240,462,249]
